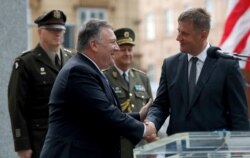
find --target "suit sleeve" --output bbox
[226,60,249,130]
[8,58,31,151]
[145,75,153,100]
[146,60,170,131]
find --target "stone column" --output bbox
[0,0,28,157]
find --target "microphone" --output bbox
[207,46,248,61]
[216,49,241,60]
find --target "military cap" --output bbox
[114,28,135,46]
[34,10,66,30]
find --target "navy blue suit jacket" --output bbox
[147,47,249,136]
[40,53,144,158]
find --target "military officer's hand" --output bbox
[139,98,153,121]
[17,149,32,158]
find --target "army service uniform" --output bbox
[103,66,153,158]
[8,44,72,158]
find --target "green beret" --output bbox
[34,10,66,30]
[114,28,135,46]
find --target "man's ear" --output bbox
[38,28,42,36]
[89,40,98,52]
[200,30,209,41]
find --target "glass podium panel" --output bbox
[133,131,250,158]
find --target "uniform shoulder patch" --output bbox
[131,68,146,74]
[14,57,21,62]
[13,57,21,69]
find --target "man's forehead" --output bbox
[100,28,116,40]
[178,21,194,30]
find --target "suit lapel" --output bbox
[110,66,129,92]
[187,53,218,113]
[33,45,58,72]
[79,54,120,107]
[178,54,189,109]
[129,70,136,92]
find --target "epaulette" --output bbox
[102,68,108,72]
[14,57,21,62]
[63,48,72,54]
[20,50,31,57]
[131,68,146,74]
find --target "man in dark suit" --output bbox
[40,19,156,158]
[103,27,153,158]
[8,10,72,158]
[146,8,249,137]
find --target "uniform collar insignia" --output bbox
[130,70,134,78]
[112,71,118,78]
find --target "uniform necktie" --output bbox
[55,54,61,70]
[188,57,198,105]
[122,72,127,82]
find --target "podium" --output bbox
[134,131,250,158]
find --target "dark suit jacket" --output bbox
[8,44,72,158]
[103,66,153,158]
[146,47,249,136]
[40,53,144,158]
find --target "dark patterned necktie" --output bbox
[188,57,198,105]
[122,72,127,82]
[122,72,129,87]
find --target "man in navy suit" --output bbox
[40,19,156,158]
[146,8,249,137]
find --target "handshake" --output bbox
[143,120,158,142]
[139,98,159,143]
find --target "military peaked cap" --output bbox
[114,28,135,46]
[34,10,66,30]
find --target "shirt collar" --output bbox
[81,53,103,74]
[187,43,210,62]
[114,64,129,76]
[40,44,60,61]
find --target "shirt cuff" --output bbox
[143,124,146,137]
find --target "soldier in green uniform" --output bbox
[8,10,73,158]
[103,28,153,158]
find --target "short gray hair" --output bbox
[178,8,211,32]
[76,19,113,52]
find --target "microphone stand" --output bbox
[217,50,250,58]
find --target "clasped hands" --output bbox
[139,98,158,142]
[143,120,158,142]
